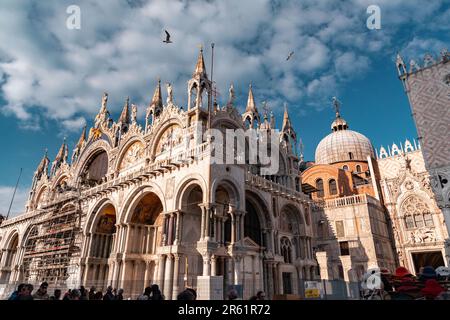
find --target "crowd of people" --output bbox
[6,281,265,301]
[8,282,126,301]
[361,265,450,300]
[11,266,450,301]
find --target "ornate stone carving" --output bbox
[408,227,436,244]
[119,141,144,171]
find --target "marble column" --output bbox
[211,255,217,276]
[172,255,181,300]
[162,215,168,246]
[200,206,206,239]
[164,255,174,300]
[203,253,211,276]
[143,261,151,288]
[174,211,182,245]
[316,252,329,280]
[204,205,211,240]
[157,255,166,292]
[230,212,236,244]
[167,214,174,245]
[233,256,241,285]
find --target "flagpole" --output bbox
[6,168,22,220]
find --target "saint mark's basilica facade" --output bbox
[0,48,449,299]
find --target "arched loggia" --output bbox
[84,203,117,291]
[122,192,164,298]
[0,232,19,283]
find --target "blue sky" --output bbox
[0,0,449,216]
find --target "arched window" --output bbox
[348,152,353,160]
[356,165,361,173]
[343,165,349,171]
[328,179,337,195]
[244,200,262,245]
[316,178,324,198]
[424,213,434,227]
[405,216,415,229]
[280,237,292,263]
[401,196,432,230]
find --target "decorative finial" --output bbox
[440,48,450,61]
[166,82,173,104]
[101,92,108,109]
[262,101,270,116]
[332,96,341,118]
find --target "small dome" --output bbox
[331,117,348,131]
[315,117,374,164]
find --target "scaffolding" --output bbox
[21,197,82,286]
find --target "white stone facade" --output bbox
[0,50,315,300]
[396,50,450,264]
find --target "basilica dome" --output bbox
[315,115,375,165]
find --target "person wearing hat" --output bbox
[436,266,450,281]
[419,266,437,282]
[392,267,421,300]
[32,281,49,300]
[421,279,445,300]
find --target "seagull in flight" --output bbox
[163,30,172,43]
[286,51,294,61]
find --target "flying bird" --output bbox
[286,51,294,61]
[163,30,172,43]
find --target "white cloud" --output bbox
[0,0,448,130]
[61,117,86,132]
[0,186,28,218]
[335,52,370,78]
[401,37,448,61]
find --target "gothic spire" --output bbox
[118,97,130,124]
[193,46,207,79]
[76,125,87,148]
[246,84,257,112]
[242,84,260,128]
[281,104,297,154]
[282,103,292,132]
[53,138,68,169]
[36,149,49,174]
[150,79,163,110]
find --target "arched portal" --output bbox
[0,232,19,283]
[180,185,203,243]
[178,183,204,295]
[123,192,164,298]
[85,203,116,290]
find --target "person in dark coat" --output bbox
[103,286,115,300]
[115,289,124,300]
[150,284,164,300]
[177,289,195,300]
[50,289,62,300]
[88,286,96,300]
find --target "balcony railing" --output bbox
[81,142,210,198]
[314,193,380,210]
[245,171,310,202]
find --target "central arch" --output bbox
[84,202,117,291]
[121,190,165,298]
